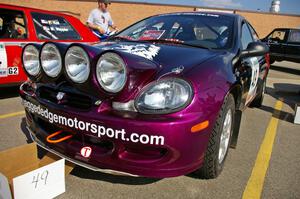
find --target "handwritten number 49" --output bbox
[32,170,49,189]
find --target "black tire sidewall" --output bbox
[197,94,235,179]
[215,94,235,174]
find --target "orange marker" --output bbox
[191,120,209,133]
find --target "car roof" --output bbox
[272,28,300,31]
[156,11,240,19]
[0,3,72,18]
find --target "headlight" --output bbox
[65,46,90,83]
[96,53,127,93]
[41,43,62,77]
[135,78,193,114]
[22,45,40,76]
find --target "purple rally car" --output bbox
[20,12,270,178]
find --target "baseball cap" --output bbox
[98,0,111,4]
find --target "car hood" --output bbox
[92,41,220,73]
[86,41,222,101]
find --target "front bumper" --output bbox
[20,82,215,178]
[27,127,138,177]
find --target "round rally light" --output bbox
[65,46,90,83]
[41,43,62,78]
[96,53,127,93]
[22,45,40,76]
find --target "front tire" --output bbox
[195,94,235,179]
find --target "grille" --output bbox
[37,118,114,153]
[38,86,93,110]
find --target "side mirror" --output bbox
[260,37,267,42]
[240,41,269,59]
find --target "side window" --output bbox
[0,18,3,32]
[288,30,300,43]
[31,12,81,40]
[247,23,259,41]
[241,22,254,50]
[268,30,286,41]
[0,8,27,39]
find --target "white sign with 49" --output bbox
[13,159,65,199]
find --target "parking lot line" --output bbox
[242,100,283,199]
[0,111,25,119]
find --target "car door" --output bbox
[0,7,28,85]
[248,23,269,82]
[240,21,261,106]
[265,29,287,60]
[284,29,300,63]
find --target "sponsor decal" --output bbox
[139,30,165,40]
[0,69,7,77]
[41,19,60,25]
[22,100,165,146]
[80,147,92,158]
[246,57,260,104]
[105,44,160,60]
[0,43,8,77]
[0,67,19,77]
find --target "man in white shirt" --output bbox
[86,0,118,37]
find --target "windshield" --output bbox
[116,13,234,49]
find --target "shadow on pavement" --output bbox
[259,105,294,123]
[0,86,20,99]
[270,64,300,76]
[70,166,162,185]
[268,84,300,108]
[273,83,300,95]
[20,118,33,144]
[259,85,300,123]
[185,171,207,180]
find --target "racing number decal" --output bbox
[8,67,19,75]
[246,57,260,103]
[0,43,8,77]
[0,43,19,77]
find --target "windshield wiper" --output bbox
[141,39,211,50]
[107,36,135,42]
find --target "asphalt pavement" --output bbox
[0,61,299,199]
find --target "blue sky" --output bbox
[116,0,300,15]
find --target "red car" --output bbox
[0,4,98,87]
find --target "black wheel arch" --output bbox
[229,83,243,111]
[227,84,244,148]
